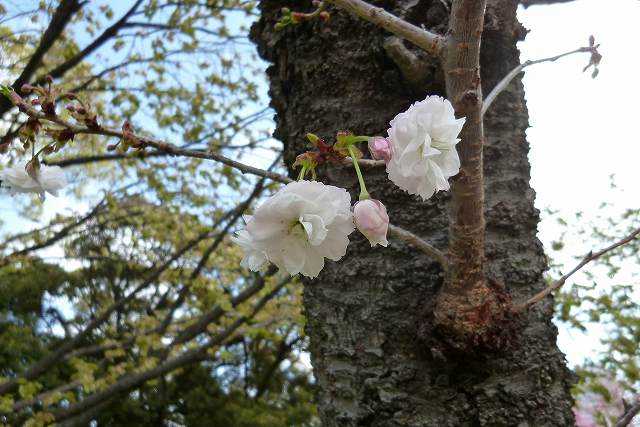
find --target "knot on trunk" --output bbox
[433,277,517,351]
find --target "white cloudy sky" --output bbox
[2,0,639,369]
[520,0,640,366]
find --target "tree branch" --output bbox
[387,224,448,269]
[432,0,504,345]
[325,0,445,57]
[382,36,431,88]
[8,99,292,183]
[482,45,597,117]
[514,226,640,312]
[4,198,105,259]
[169,268,279,347]
[0,0,84,117]
[48,278,290,423]
[0,229,213,396]
[31,0,145,87]
[616,395,640,427]
[11,93,382,182]
[7,95,438,278]
[43,151,172,167]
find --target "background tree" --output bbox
[0,1,317,425]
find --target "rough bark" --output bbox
[252,1,575,425]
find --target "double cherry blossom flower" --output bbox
[0,165,67,200]
[232,181,355,278]
[235,95,465,277]
[386,95,465,200]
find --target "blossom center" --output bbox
[288,214,328,246]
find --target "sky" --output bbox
[1,0,639,370]
[519,0,640,366]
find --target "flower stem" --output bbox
[350,135,370,144]
[297,165,308,181]
[348,145,369,200]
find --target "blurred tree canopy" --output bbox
[550,186,640,419]
[0,1,316,425]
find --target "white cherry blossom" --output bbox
[386,95,465,200]
[0,164,67,199]
[232,180,354,278]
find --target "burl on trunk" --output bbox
[252,0,575,425]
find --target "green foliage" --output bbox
[549,189,639,397]
[0,1,313,425]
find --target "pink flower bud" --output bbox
[368,137,392,163]
[353,199,389,247]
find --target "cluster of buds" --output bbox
[275,1,330,31]
[44,127,75,154]
[0,78,106,165]
[584,35,602,79]
[293,131,392,180]
[19,75,69,116]
[292,132,357,180]
[65,98,99,130]
[18,117,41,150]
[292,130,392,247]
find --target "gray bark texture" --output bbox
[251,1,575,425]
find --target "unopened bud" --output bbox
[306,133,320,145]
[353,199,389,247]
[8,91,22,106]
[25,158,41,181]
[42,101,56,116]
[291,12,305,23]
[367,137,392,163]
[21,84,35,94]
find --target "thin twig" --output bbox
[388,224,448,269]
[13,98,382,182]
[13,102,292,184]
[482,46,594,117]
[616,395,640,427]
[326,0,445,57]
[514,226,640,312]
[344,156,385,168]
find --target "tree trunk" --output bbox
[251,1,575,425]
